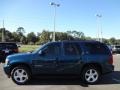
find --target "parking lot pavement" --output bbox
[0,55,120,90]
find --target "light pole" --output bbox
[50,2,60,42]
[2,20,5,42]
[96,14,102,42]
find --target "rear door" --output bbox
[57,42,82,74]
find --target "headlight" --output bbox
[5,59,9,65]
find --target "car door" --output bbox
[57,42,82,74]
[32,42,61,74]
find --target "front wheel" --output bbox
[81,66,100,84]
[11,66,30,85]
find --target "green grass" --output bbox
[19,45,40,52]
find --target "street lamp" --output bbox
[50,2,60,42]
[2,20,5,42]
[96,14,102,42]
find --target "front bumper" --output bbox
[3,65,11,78]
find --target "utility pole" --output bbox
[2,20,5,42]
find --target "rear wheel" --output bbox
[81,66,100,84]
[11,66,31,85]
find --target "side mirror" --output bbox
[38,50,44,55]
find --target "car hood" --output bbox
[7,52,33,60]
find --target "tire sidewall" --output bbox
[11,66,30,85]
[81,66,100,84]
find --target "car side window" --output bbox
[85,43,109,54]
[63,43,81,56]
[43,43,61,56]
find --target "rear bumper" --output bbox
[102,64,114,74]
[0,56,6,62]
[112,50,120,53]
[3,65,11,78]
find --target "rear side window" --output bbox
[115,46,120,48]
[0,43,17,49]
[6,44,17,49]
[85,43,110,55]
[63,42,82,56]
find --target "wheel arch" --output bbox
[10,63,32,76]
[81,63,102,74]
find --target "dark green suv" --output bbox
[3,41,114,85]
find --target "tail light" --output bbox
[108,55,113,65]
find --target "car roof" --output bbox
[0,42,16,43]
[0,42,17,45]
[49,40,101,44]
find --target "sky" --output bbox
[0,0,120,39]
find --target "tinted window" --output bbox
[43,43,60,56]
[115,46,120,48]
[64,43,81,56]
[85,43,109,54]
[0,44,5,50]
[6,44,17,49]
[0,43,17,49]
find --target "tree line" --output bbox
[0,27,120,45]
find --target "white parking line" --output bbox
[112,78,120,83]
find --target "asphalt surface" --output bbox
[0,55,120,90]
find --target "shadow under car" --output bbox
[25,71,120,87]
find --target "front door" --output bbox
[32,42,61,74]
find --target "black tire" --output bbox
[81,66,100,84]
[11,65,31,85]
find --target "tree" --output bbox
[85,37,93,40]
[66,31,72,36]
[20,36,27,44]
[0,28,15,42]
[116,39,120,45]
[16,27,25,43]
[16,27,25,36]
[37,30,51,44]
[27,32,38,44]
[66,30,85,40]
[102,38,109,44]
[5,30,14,42]
[109,37,116,45]
[12,32,20,42]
